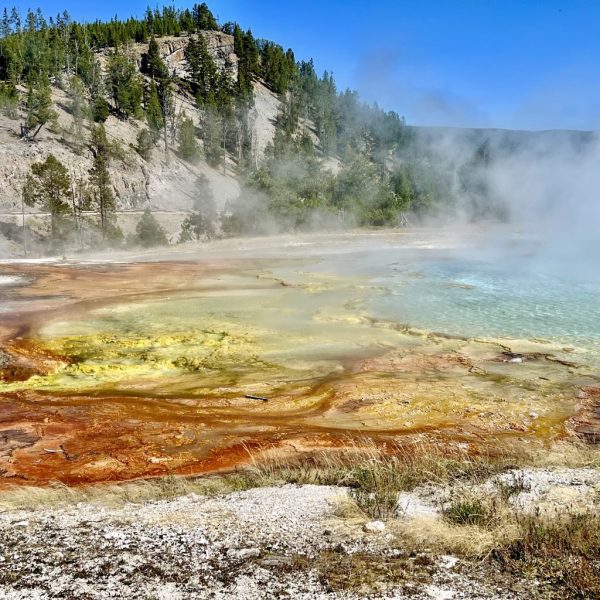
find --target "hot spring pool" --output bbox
[371,254,600,349]
[260,234,600,360]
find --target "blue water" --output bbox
[289,236,600,354]
[367,251,600,350]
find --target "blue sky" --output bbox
[10,0,600,130]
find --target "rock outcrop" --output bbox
[102,31,239,81]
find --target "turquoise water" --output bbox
[5,232,600,357]
[373,253,600,348]
[288,240,600,354]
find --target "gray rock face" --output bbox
[127,32,238,81]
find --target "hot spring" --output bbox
[0,229,598,485]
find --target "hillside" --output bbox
[0,31,284,247]
[0,2,432,255]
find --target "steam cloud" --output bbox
[477,132,600,280]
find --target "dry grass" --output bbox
[0,438,597,597]
[242,438,600,598]
[314,551,432,594]
[428,482,600,598]
[2,438,585,514]
[245,439,519,519]
[391,515,514,556]
[496,512,600,599]
[254,550,433,595]
[0,438,515,518]
[530,440,600,469]
[0,439,595,516]
[0,473,257,512]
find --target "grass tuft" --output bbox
[246,439,517,519]
[438,483,600,598]
[0,438,597,597]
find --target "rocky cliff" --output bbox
[97,32,239,81]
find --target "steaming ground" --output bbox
[0,226,495,264]
[407,128,600,282]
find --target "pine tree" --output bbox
[179,173,217,241]
[177,112,199,162]
[90,59,110,122]
[179,211,213,242]
[233,24,244,56]
[106,49,142,118]
[157,76,174,155]
[234,25,258,98]
[141,36,168,80]
[0,81,18,118]
[202,101,223,167]
[136,128,154,160]
[145,80,164,139]
[35,8,47,32]
[140,37,173,155]
[1,9,11,38]
[234,97,253,168]
[25,76,57,139]
[193,3,218,30]
[92,95,110,123]
[68,75,89,150]
[25,9,36,33]
[89,124,118,239]
[135,208,168,246]
[9,7,20,34]
[243,30,259,76]
[22,154,72,241]
[184,33,217,104]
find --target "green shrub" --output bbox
[92,96,110,123]
[134,208,168,247]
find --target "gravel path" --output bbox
[0,484,537,599]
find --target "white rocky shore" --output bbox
[0,468,598,600]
